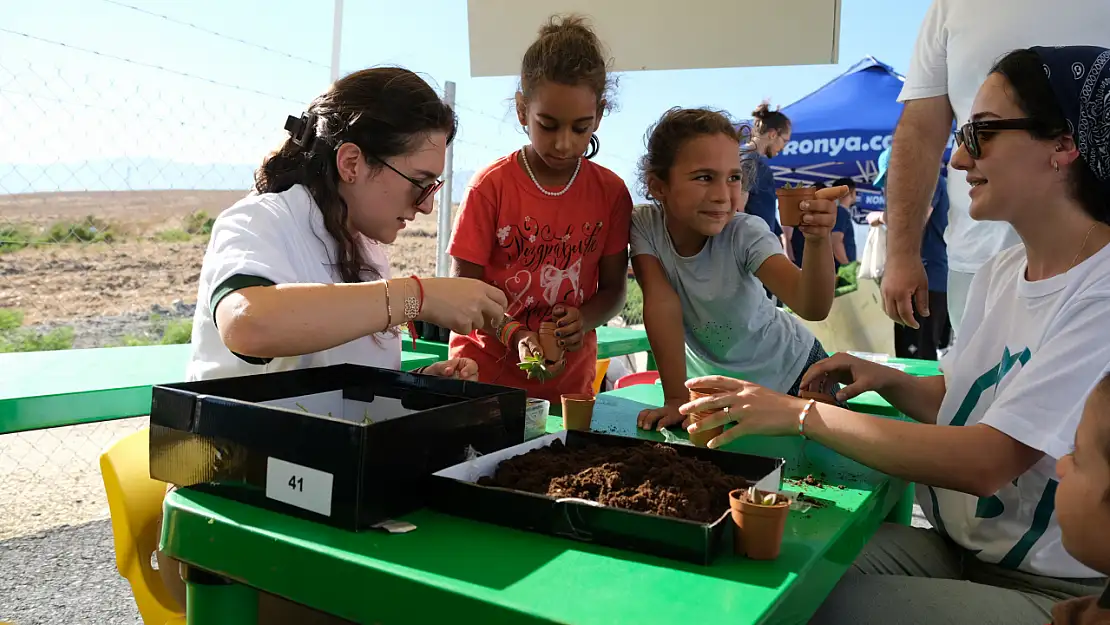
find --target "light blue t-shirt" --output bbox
[629,205,815,393]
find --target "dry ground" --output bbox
[0,190,443,327]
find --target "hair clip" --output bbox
[284,112,319,151]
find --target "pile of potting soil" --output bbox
[476,440,748,522]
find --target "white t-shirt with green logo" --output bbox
[186,184,400,382]
[923,241,1110,578]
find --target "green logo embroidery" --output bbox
[950,346,1031,427]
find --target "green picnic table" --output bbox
[405,325,654,365]
[161,383,908,625]
[0,345,439,435]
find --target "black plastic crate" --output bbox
[149,363,525,530]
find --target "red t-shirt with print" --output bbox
[447,150,633,404]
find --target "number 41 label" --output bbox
[265,457,333,517]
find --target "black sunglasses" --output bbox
[953,118,1057,159]
[368,154,444,207]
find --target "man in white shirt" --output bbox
[879,0,1110,334]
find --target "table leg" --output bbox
[185,566,258,625]
[884,482,915,526]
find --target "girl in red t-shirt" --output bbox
[447,14,633,405]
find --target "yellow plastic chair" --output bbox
[593,358,610,395]
[100,428,186,625]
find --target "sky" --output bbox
[0,0,933,200]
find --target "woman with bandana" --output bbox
[676,46,1110,624]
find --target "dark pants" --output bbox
[894,291,951,361]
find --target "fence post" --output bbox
[330,0,344,82]
[436,81,456,277]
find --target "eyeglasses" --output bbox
[368,154,444,206]
[953,118,1056,159]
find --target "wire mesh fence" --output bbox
[0,12,644,617]
[0,418,148,541]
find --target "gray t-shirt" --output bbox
[629,204,815,393]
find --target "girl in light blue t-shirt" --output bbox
[630,107,845,431]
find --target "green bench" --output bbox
[0,345,438,435]
[405,325,656,368]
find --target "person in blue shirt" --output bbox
[792,178,858,272]
[741,102,792,256]
[869,146,951,359]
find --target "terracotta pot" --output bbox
[775,187,816,228]
[561,393,595,431]
[799,389,837,405]
[686,387,725,448]
[729,488,791,560]
[538,321,564,364]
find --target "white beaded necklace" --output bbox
[520,146,582,197]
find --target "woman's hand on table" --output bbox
[800,353,899,402]
[681,377,808,447]
[637,398,686,431]
[422,358,479,381]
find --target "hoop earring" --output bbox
[584,134,600,160]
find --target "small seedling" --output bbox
[362,408,374,425]
[295,402,333,418]
[518,353,552,381]
[746,485,779,506]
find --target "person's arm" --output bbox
[886,97,953,262]
[831,231,849,265]
[217,276,505,359]
[875,373,947,424]
[579,252,628,331]
[882,0,953,326]
[578,181,633,331]
[756,242,836,321]
[781,227,795,262]
[804,404,1043,498]
[801,353,948,424]
[631,254,688,405]
[217,281,398,358]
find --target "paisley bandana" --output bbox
[1031,45,1110,183]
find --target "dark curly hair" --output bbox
[638,107,750,200]
[253,67,457,283]
[520,14,616,111]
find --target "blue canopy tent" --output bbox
[762,56,953,213]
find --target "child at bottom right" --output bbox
[1053,371,1110,624]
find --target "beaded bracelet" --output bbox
[498,320,522,346]
[382,279,394,330]
[798,399,817,438]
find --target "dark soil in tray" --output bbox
[476,440,750,523]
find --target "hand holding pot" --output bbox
[797,185,847,241]
[680,376,809,448]
[799,352,901,402]
[418,277,508,335]
[551,304,584,352]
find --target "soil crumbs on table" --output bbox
[476,440,749,523]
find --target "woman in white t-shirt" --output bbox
[167,67,509,625]
[679,46,1110,624]
[186,67,508,383]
